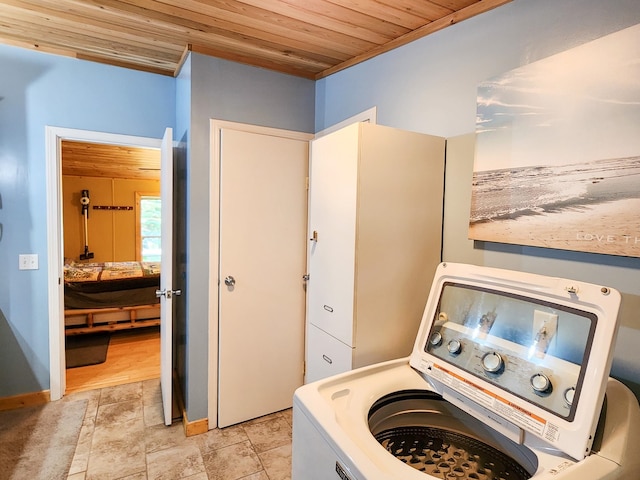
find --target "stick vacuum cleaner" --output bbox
[80,189,94,260]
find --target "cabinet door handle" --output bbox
[322,354,333,364]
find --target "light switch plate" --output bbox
[19,254,39,270]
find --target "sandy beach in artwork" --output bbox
[469,198,640,257]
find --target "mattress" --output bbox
[64,261,161,309]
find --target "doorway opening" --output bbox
[46,127,164,400]
[62,140,162,393]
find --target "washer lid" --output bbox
[409,262,621,461]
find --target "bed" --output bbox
[64,261,161,335]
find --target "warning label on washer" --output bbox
[430,363,547,437]
[544,422,560,443]
[494,400,545,436]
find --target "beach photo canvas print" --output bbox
[469,23,640,258]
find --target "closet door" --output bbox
[217,128,308,428]
[307,123,359,347]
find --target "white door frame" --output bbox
[46,126,162,400]
[207,120,313,428]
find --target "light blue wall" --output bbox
[182,54,315,420]
[316,0,640,138]
[315,0,640,396]
[3,0,638,413]
[316,0,640,137]
[0,45,175,397]
[0,45,315,419]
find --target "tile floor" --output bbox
[62,379,292,480]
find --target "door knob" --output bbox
[155,288,182,299]
[224,276,236,287]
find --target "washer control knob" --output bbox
[564,387,576,406]
[530,373,552,394]
[429,331,443,347]
[481,352,504,373]
[447,339,462,355]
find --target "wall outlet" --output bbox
[19,254,39,270]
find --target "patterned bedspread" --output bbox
[64,262,161,308]
[64,262,161,283]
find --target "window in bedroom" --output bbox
[136,193,161,262]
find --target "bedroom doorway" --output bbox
[61,140,162,394]
[46,127,173,405]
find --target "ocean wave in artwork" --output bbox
[469,156,640,225]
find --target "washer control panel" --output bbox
[426,322,580,417]
[422,282,595,421]
[409,262,622,462]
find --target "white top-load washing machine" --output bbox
[293,263,640,480]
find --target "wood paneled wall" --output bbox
[63,176,160,263]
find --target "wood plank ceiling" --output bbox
[0,0,512,79]
[62,140,161,180]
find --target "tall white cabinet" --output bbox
[305,122,446,383]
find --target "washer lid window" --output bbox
[409,263,621,461]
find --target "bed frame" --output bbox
[64,303,161,336]
[64,261,161,335]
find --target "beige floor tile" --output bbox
[241,411,283,426]
[96,399,144,426]
[99,382,143,406]
[280,409,293,427]
[86,465,147,480]
[147,443,206,480]
[87,418,146,479]
[144,422,193,454]
[29,379,296,480]
[182,474,209,480]
[143,402,165,427]
[242,416,292,454]
[202,440,263,480]
[142,379,162,407]
[63,388,101,426]
[68,423,95,475]
[259,444,292,480]
[196,424,249,455]
[119,472,148,480]
[239,472,269,480]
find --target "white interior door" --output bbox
[218,128,308,428]
[159,127,174,426]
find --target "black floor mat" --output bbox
[65,333,110,368]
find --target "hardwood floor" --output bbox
[65,327,160,394]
